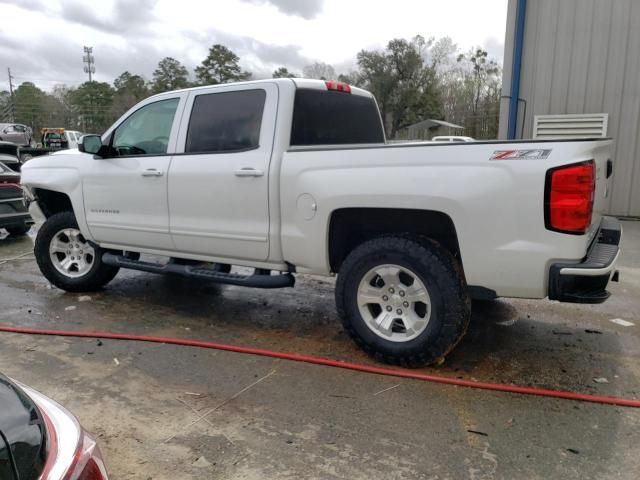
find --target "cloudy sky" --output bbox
[1,0,508,91]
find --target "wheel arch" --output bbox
[28,183,94,243]
[328,208,463,274]
[33,188,74,218]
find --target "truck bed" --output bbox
[281,137,612,299]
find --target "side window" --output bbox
[112,98,179,156]
[185,89,265,154]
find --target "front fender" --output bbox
[21,165,93,242]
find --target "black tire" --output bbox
[34,211,119,292]
[6,223,31,236]
[335,236,470,367]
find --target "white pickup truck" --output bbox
[21,78,622,366]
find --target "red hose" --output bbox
[1,324,638,408]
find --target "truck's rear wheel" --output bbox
[34,212,119,292]
[335,236,470,367]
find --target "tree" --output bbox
[112,71,149,116]
[0,90,12,121]
[3,83,80,136]
[272,67,297,78]
[43,85,75,130]
[454,48,500,138]
[427,36,458,71]
[195,45,251,85]
[150,57,190,94]
[12,82,48,131]
[357,36,443,138]
[68,82,115,133]
[337,71,363,86]
[114,71,147,97]
[302,62,336,80]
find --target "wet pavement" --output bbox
[0,222,639,479]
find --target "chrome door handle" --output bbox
[141,168,164,177]
[234,167,264,177]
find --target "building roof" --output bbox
[405,119,464,131]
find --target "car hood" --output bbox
[21,149,88,172]
[50,147,81,156]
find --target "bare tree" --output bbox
[303,62,336,80]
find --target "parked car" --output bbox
[0,374,108,480]
[0,123,32,147]
[0,141,22,172]
[0,161,21,184]
[431,135,475,142]
[0,161,32,236]
[21,78,621,366]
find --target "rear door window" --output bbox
[185,90,266,154]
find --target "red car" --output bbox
[0,161,32,236]
[0,374,108,479]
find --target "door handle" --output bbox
[141,168,164,177]
[234,167,264,177]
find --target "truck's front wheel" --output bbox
[34,212,119,292]
[335,236,470,367]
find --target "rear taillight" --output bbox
[544,160,595,234]
[325,81,351,93]
[63,433,108,480]
[19,384,109,480]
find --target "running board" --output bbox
[102,253,295,289]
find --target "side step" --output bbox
[102,253,295,289]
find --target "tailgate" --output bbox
[587,140,612,241]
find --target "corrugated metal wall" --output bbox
[499,0,640,217]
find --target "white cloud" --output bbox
[0,0,508,91]
[242,0,324,19]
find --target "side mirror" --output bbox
[79,135,103,155]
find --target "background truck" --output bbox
[17,128,86,163]
[40,128,84,150]
[20,78,622,366]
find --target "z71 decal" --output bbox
[490,149,552,160]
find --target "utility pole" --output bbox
[82,46,96,131]
[7,67,15,122]
[83,46,95,82]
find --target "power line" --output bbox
[12,76,86,85]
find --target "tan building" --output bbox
[499,0,640,216]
